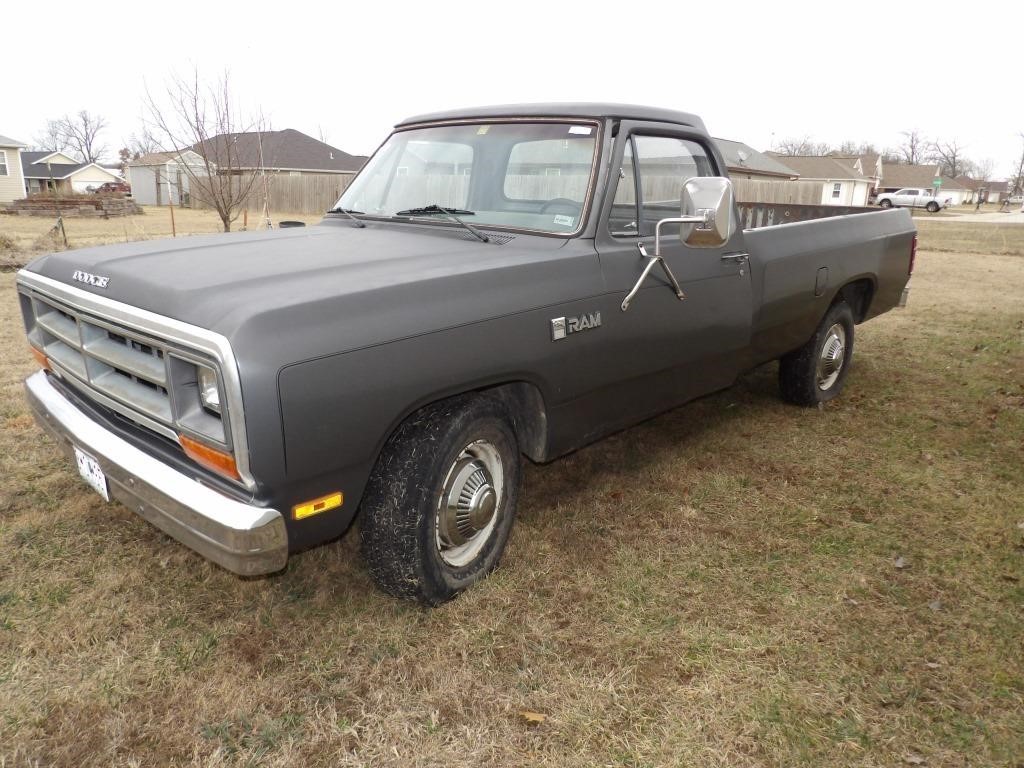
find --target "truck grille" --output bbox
[22,292,228,449]
[31,296,174,423]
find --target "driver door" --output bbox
[588,126,753,424]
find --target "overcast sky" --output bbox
[6,1,1023,177]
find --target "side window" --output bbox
[0,150,8,177]
[832,182,842,199]
[609,139,638,236]
[633,136,715,236]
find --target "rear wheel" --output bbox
[879,199,893,208]
[779,301,855,406]
[359,395,521,605]
[926,201,939,212]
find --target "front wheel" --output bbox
[879,199,893,208]
[359,395,521,605]
[779,301,855,406]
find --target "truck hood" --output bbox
[23,220,598,358]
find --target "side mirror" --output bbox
[679,176,735,248]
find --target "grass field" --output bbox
[0,223,1022,766]
[0,207,323,265]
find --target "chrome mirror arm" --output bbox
[621,241,688,311]
[654,214,708,257]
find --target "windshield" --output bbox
[333,121,599,234]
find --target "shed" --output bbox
[127,150,209,206]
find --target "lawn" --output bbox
[0,206,323,266]
[0,223,1021,766]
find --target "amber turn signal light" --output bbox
[178,434,240,480]
[293,491,343,520]
[30,346,50,370]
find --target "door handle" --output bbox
[721,252,749,264]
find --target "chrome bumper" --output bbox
[24,370,288,575]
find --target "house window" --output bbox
[0,150,8,176]
[832,182,842,199]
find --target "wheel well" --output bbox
[480,381,549,462]
[836,278,875,323]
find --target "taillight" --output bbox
[909,233,917,275]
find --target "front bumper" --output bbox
[24,370,288,575]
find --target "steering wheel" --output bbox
[540,198,581,214]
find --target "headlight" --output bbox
[197,364,221,414]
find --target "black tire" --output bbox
[779,301,855,406]
[879,199,893,208]
[359,395,521,605]
[926,201,939,212]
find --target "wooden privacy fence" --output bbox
[733,179,823,205]
[190,173,356,215]
[187,173,826,215]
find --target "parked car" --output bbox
[92,181,131,196]
[16,103,917,604]
[876,188,949,212]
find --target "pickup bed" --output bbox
[17,103,916,604]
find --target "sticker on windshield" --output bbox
[568,126,593,135]
[476,125,490,135]
[553,214,575,227]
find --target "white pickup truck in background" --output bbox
[876,188,950,212]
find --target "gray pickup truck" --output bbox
[17,104,916,604]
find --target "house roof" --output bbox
[713,138,797,178]
[0,134,26,148]
[21,151,119,181]
[770,155,868,181]
[192,129,367,173]
[985,180,1009,192]
[128,151,207,167]
[879,163,947,189]
[832,152,882,178]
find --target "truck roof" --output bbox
[396,103,707,132]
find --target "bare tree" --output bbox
[58,110,108,163]
[833,140,878,156]
[144,69,267,232]
[33,119,70,153]
[972,157,994,182]
[1010,134,1024,197]
[773,136,832,155]
[897,130,927,165]
[930,139,970,178]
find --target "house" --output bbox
[981,180,1009,204]
[875,164,970,206]
[714,138,798,180]
[0,134,27,203]
[832,152,883,192]
[127,150,210,206]
[193,128,367,178]
[20,151,121,195]
[768,155,873,206]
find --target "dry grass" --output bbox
[0,225,1022,766]
[0,207,323,264]
[915,220,1024,257]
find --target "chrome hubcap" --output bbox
[436,440,503,566]
[816,323,846,390]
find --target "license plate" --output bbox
[74,446,110,502]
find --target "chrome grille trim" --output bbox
[31,295,175,424]
[16,269,256,492]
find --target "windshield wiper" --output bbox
[395,203,490,244]
[395,204,475,216]
[327,207,366,228]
